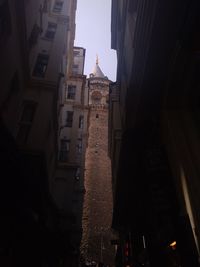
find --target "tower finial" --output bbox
[96,54,99,65]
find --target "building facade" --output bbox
[81,59,116,266]
[110,1,200,267]
[53,46,88,264]
[0,0,77,266]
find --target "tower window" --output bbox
[96,114,99,118]
[91,91,102,104]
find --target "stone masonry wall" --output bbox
[81,106,116,266]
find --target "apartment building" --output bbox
[53,46,88,264]
[0,0,77,266]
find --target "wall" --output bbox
[81,77,116,266]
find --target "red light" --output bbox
[125,243,129,257]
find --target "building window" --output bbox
[92,91,102,104]
[67,85,76,100]
[72,64,79,74]
[59,139,70,161]
[28,23,41,49]
[77,139,82,154]
[73,50,80,56]
[65,111,73,127]
[0,1,11,38]
[53,0,63,13]
[45,22,57,40]
[17,102,37,145]
[33,53,49,77]
[96,114,99,118]
[75,167,80,180]
[79,115,84,129]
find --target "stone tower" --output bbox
[81,58,116,266]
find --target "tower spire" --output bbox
[96,54,99,65]
[90,55,108,79]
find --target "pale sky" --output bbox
[74,0,117,82]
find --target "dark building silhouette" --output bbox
[0,0,79,266]
[3,0,200,267]
[109,0,200,267]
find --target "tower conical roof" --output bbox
[91,55,106,78]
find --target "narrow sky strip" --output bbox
[74,0,117,81]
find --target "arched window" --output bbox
[91,91,102,104]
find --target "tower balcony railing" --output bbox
[90,104,108,110]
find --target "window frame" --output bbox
[73,50,80,56]
[32,53,49,78]
[65,111,73,127]
[72,64,79,74]
[66,84,76,100]
[44,22,57,40]
[79,115,84,129]
[59,139,70,161]
[77,138,82,154]
[52,0,63,13]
